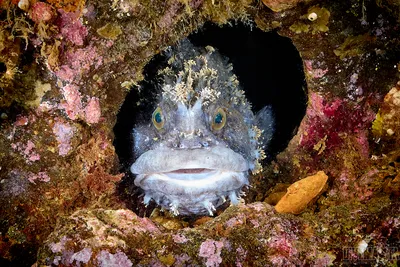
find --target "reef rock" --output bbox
[0,0,399,266]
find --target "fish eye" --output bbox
[152,107,164,129]
[212,108,226,131]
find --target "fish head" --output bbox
[130,41,269,215]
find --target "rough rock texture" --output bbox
[0,0,399,266]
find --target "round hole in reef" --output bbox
[114,22,307,217]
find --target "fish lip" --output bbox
[130,146,249,175]
[134,170,248,195]
[161,168,217,180]
[168,168,212,174]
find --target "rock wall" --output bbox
[0,0,399,265]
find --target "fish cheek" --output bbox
[223,111,252,158]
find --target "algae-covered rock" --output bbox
[0,0,400,265]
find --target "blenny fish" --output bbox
[130,40,274,216]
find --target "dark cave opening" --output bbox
[0,62,6,74]
[113,22,307,216]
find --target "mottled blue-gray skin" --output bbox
[131,40,274,215]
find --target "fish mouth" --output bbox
[131,147,250,215]
[136,169,247,192]
[169,168,210,174]
[130,146,249,174]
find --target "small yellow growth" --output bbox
[11,17,34,49]
[252,147,266,175]
[290,6,330,34]
[205,45,215,53]
[27,80,51,107]
[179,0,194,16]
[167,55,177,65]
[271,21,282,28]
[292,156,301,168]
[289,22,310,34]
[158,66,174,76]
[0,30,5,52]
[275,171,328,214]
[307,6,330,34]
[121,80,137,90]
[251,125,263,141]
[333,34,375,59]
[150,208,188,230]
[372,111,383,137]
[37,22,49,39]
[313,135,327,155]
[97,23,122,40]
[41,40,61,70]
[158,253,176,266]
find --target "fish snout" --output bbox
[170,130,214,149]
[176,135,211,149]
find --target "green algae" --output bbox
[289,6,330,34]
[97,23,123,40]
[307,6,330,33]
[372,111,384,137]
[290,21,310,33]
[333,34,375,59]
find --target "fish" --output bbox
[130,40,274,216]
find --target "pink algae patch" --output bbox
[57,9,88,46]
[300,92,375,151]
[52,121,75,156]
[59,85,101,123]
[84,97,101,124]
[49,236,71,253]
[304,60,328,79]
[134,217,161,234]
[225,213,246,228]
[60,84,82,120]
[96,250,132,267]
[56,45,102,83]
[199,239,224,267]
[29,2,54,23]
[11,140,40,164]
[28,171,51,184]
[172,234,188,244]
[14,115,29,126]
